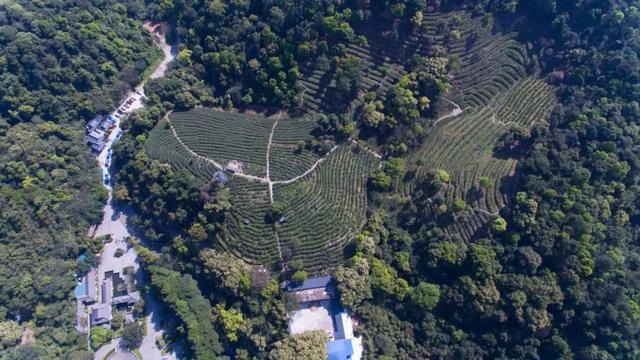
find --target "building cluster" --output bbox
[287,276,363,360]
[85,115,117,153]
[75,267,140,332]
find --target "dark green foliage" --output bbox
[148,266,224,359]
[120,322,145,350]
[356,1,640,359]
[0,1,159,357]
[0,1,161,123]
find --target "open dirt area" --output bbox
[288,301,335,336]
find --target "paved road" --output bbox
[92,21,179,360]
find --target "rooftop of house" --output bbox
[225,160,242,173]
[287,276,335,292]
[328,338,354,360]
[334,312,354,340]
[74,283,87,298]
[90,304,111,325]
[86,116,103,129]
[87,129,105,140]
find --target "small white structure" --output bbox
[225,160,243,174]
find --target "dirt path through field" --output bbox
[167,110,344,189]
[434,97,464,125]
[265,112,282,203]
[272,145,339,185]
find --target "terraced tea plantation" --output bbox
[146,108,379,269]
[274,146,376,271]
[401,12,556,240]
[170,109,275,176]
[146,118,217,186]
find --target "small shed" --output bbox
[225,160,243,174]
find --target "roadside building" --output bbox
[85,115,117,153]
[328,311,362,360]
[286,276,363,360]
[86,129,106,153]
[90,304,111,326]
[75,269,97,304]
[104,270,140,309]
[86,116,103,132]
[328,339,354,360]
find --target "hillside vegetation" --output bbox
[0,1,159,358]
[108,0,640,358]
[145,108,378,270]
[400,13,557,241]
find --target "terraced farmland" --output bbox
[145,119,217,186]
[269,116,320,181]
[402,13,556,240]
[222,178,279,264]
[169,109,275,176]
[274,146,376,271]
[146,108,380,269]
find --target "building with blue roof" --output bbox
[287,276,335,292]
[328,338,354,360]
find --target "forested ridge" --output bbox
[117,1,640,359]
[0,1,160,358]
[1,0,639,359]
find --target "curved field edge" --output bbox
[274,145,378,271]
[398,14,556,241]
[145,113,380,270]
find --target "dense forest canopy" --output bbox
[0,0,160,358]
[1,0,639,359]
[110,0,640,359]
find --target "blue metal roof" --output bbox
[287,276,334,292]
[328,339,354,360]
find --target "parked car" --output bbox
[104,173,110,185]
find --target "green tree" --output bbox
[491,217,507,233]
[291,270,308,283]
[215,304,244,342]
[370,170,392,191]
[335,256,372,308]
[0,321,22,350]
[90,327,114,349]
[410,282,441,311]
[120,322,145,350]
[269,331,328,360]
